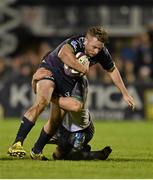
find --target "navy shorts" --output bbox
[39,62,81,97]
[39,61,88,99]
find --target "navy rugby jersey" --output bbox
[43,35,115,74]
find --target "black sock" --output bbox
[32,128,52,154]
[14,116,35,144]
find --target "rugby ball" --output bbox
[64,52,89,77]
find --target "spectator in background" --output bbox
[134,32,153,82]
[0,27,51,118]
[23,37,51,74]
[87,65,98,82]
[0,57,10,83]
[10,27,51,75]
[87,64,106,83]
[138,66,152,82]
[0,57,11,108]
[0,60,33,118]
[120,36,141,83]
[9,53,26,78]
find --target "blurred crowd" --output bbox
[88,26,153,84]
[1,3,153,86]
[0,26,153,87]
[0,28,50,89]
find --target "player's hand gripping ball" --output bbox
[64,52,89,77]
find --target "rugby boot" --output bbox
[8,141,26,158]
[30,149,49,161]
[98,146,112,160]
[88,146,112,160]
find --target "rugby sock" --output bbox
[14,116,35,144]
[32,128,51,154]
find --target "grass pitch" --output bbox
[0,119,153,179]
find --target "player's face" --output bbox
[84,34,104,57]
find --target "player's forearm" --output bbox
[108,67,129,96]
[51,96,83,112]
[58,44,88,74]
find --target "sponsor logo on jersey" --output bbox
[70,40,78,50]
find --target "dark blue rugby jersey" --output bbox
[67,35,115,71]
[44,35,115,74]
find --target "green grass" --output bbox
[0,119,153,178]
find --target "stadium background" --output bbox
[0,0,153,121]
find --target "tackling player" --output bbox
[8,26,135,158]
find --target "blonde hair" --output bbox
[86,26,108,43]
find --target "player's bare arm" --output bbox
[51,96,83,112]
[107,67,135,110]
[58,44,89,74]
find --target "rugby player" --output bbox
[8,26,135,158]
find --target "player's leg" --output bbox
[30,103,66,160]
[64,146,112,160]
[8,69,55,158]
